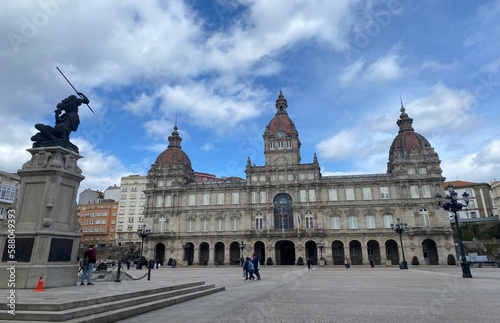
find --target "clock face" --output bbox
[276,131,284,138]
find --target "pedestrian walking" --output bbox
[307,258,313,271]
[344,258,351,270]
[252,254,261,280]
[80,244,97,286]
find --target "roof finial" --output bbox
[174,114,178,130]
[400,94,405,113]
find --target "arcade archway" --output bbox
[275,240,296,265]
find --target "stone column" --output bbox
[193,244,200,265]
[0,147,84,289]
[224,244,231,266]
[209,246,215,265]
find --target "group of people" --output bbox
[242,254,261,281]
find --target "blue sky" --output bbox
[1,0,499,192]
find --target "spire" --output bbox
[168,122,182,148]
[275,90,288,115]
[396,97,413,133]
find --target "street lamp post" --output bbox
[318,241,325,266]
[391,218,409,269]
[435,184,472,278]
[239,241,246,263]
[137,224,151,269]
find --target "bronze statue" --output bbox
[31,93,89,153]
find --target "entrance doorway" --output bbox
[214,242,225,265]
[422,239,439,265]
[305,240,318,265]
[154,243,165,265]
[275,240,296,265]
[385,239,399,265]
[253,241,266,265]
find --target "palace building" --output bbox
[143,91,455,266]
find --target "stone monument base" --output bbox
[0,263,78,289]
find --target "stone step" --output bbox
[0,282,225,322]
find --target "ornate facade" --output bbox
[143,91,455,266]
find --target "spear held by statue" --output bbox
[56,66,97,117]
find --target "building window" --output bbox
[348,215,358,229]
[138,217,143,223]
[422,185,431,198]
[365,215,375,228]
[260,191,267,204]
[217,193,224,205]
[419,208,430,227]
[270,141,275,150]
[217,218,223,231]
[127,225,133,231]
[128,209,135,215]
[380,187,390,199]
[121,187,127,192]
[128,217,134,223]
[251,192,258,204]
[308,173,314,180]
[121,194,126,200]
[345,188,355,201]
[286,140,292,148]
[279,174,284,181]
[362,187,372,200]
[118,210,125,215]
[232,218,238,231]
[287,174,293,181]
[408,168,416,175]
[259,175,266,182]
[278,141,284,149]
[308,190,316,202]
[383,215,393,228]
[305,212,313,229]
[119,202,126,207]
[328,189,338,201]
[187,220,194,232]
[158,180,165,186]
[231,192,239,204]
[418,167,427,175]
[410,186,419,198]
[156,196,163,207]
[331,216,340,229]
[256,213,263,230]
[188,194,196,206]
[299,190,307,202]
[299,174,306,180]
[129,201,136,207]
[202,193,210,205]
[165,195,172,207]
[202,219,208,232]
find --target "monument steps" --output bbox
[0,281,225,322]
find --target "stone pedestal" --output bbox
[0,147,84,289]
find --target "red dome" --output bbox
[389,131,431,155]
[155,148,192,168]
[268,114,295,134]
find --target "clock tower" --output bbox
[263,91,301,167]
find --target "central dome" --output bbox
[267,90,297,136]
[155,125,192,169]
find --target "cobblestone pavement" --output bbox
[119,265,500,323]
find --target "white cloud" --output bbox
[339,59,365,87]
[201,142,216,152]
[72,138,133,193]
[407,82,476,135]
[363,53,402,82]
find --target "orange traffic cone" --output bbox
[33,277,46,292]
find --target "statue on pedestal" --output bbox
[31,93,89,153]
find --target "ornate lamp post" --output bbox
[239,241,246,259]
[318,241,325,266]
[391,218,409,269]
[137,224,151,260]
[318,242,325,259]
[435,184,472,278]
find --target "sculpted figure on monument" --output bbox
[31,93,89,152]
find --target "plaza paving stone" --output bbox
[1,265,498,322]
[120,265,500,323]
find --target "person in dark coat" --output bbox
[307,258,313,271]
[252,254,261,280]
